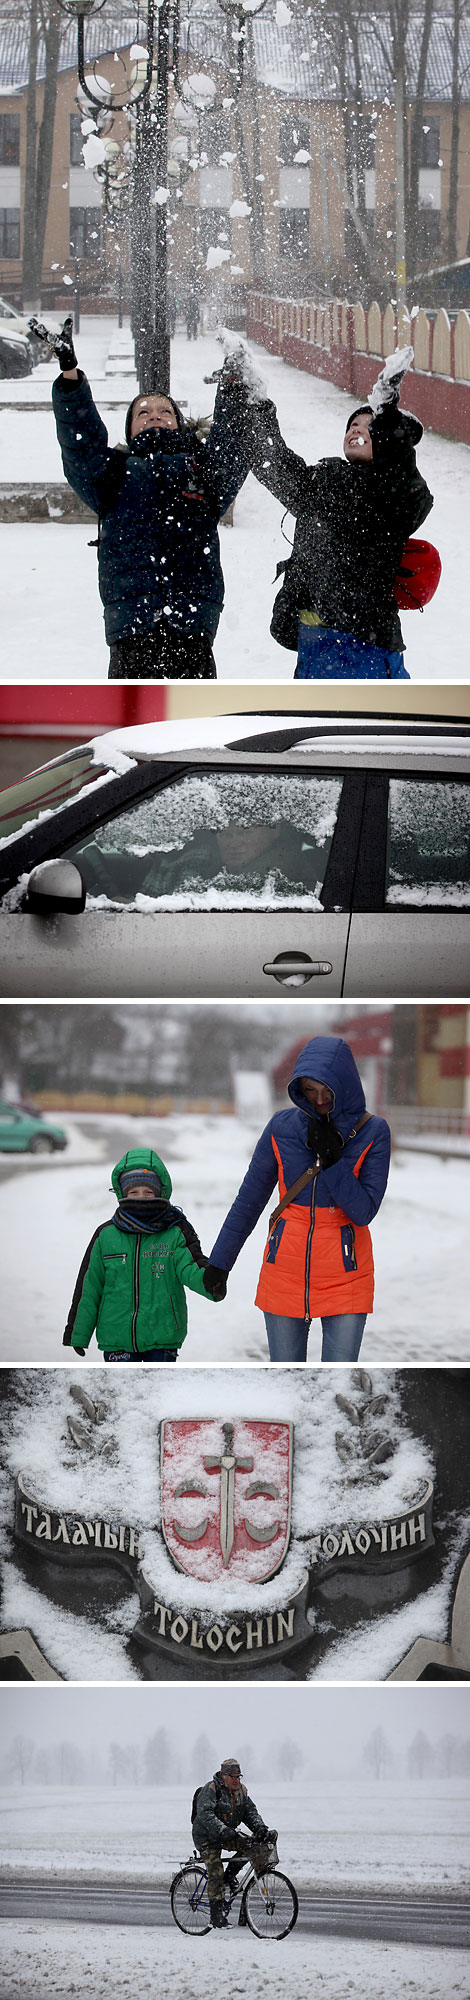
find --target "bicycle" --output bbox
[170,1839,298,1940]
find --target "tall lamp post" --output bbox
[56,0,173,388]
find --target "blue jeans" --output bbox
[104,1347,178,1363]
[264,1312,367,1363]
[294,622,409,681]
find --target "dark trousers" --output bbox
[108,625,217,681]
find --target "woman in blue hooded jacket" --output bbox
[210,1036,391,1362]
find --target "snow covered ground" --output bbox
[0,1111,468,1363]
[0,316,468,681]
[0,1783,469,2000]
[2,1920,469,2000]
[2,1779,469,1891]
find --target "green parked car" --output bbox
[0,1100,67,1154]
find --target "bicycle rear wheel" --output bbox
[243,1869,298,1940]
[171,1865,211,1935]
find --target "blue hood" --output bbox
[287,1036,365,1139]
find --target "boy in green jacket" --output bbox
[62,1147,226,1361]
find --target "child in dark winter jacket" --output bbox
[63,1148,225,1361]
[245,344,433,681]
[49,318,251,681]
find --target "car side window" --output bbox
[385,779,470,908]
[65,770,344,910]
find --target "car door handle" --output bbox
[263,954,333,984]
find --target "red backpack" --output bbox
[393,538,442,610]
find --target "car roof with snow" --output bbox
[0,709,469,870]
[90,711,470,765]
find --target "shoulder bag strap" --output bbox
[268,1112,371,1235]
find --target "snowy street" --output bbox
[0,317,468,681]
[0,1780,469,1998]
[1,1111,469,1364]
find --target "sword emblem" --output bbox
[204,1422,254,1567]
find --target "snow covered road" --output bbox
[1,318,468,681]
[1,1881,469,1948]
[1,1112,468,1363]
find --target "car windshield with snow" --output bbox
[0,714,469,1000]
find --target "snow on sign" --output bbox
[160,1419,292,1584]
[9,1371,440,1680]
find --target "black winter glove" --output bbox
[266,1829,278,1842]
[52,315,77,372]
[306,1118,344,1168]
[203,1263,228,1301]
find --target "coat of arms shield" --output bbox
[161,1419,293,1584]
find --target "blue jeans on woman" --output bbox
[264,1313,367,1363]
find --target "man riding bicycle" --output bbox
[192,1756,277,1930]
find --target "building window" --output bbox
[279,208,309,259]
[69,208,101,259]
[416,209,441,261]
[70,113,84,167]
[0,114,20,166]
[421,118,440,169]
[278,115,310,165]
[199,208,232,262]
[200,112,232,168]
[0,208,20,257]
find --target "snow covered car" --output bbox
[0,713,469,999]
[0,296,47,367]
[0,316,33,377]
[0,1100,67,1153]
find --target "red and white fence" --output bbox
[246,293,470,445]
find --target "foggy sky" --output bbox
[1,1684,467,1773]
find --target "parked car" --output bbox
[0,296,52,366]
[0,317,33,376]
[0,1100,67,1153]
[0,713,469,999]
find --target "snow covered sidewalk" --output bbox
[0,1920,468,2000]
[0,316,468,681]
[0,1113,468,1362]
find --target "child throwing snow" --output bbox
[235,341,434,681]
[63,1149,225,1361]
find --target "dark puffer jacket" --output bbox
[249,398,433,651]
[52,373,250,645]
[192,1772,268,1850]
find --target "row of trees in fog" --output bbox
[4,1725,470,1787]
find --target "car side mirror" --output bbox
[26,860,86,916]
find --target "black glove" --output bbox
[306,1118,344,1168]
[266,1829,278,1842]
[72,1345,86,1357]
[53,316,77,372]
[203,1263,228,1301]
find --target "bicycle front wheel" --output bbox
[243,1869,298,1940]
[171,1865,211,1935]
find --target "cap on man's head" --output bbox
[220,1758,241,1776]
[119,1167,163,1197]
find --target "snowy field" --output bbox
[0,316,468,682]
[1,1779,469,1891]
[0,1111,468,1364]
[2,1922,469,2000]
[0,1783,469,2000]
